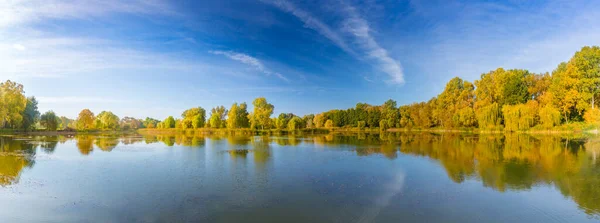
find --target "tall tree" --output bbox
[76,109,95,130]
[249,97,274,130]
[227,103,249,129]
[209,106,227,128]
[21,97,40,131]
[0,80,27,128]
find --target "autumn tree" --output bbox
[435,77,476,128]
[143,117,160,128]
[227,103,249,129]
[208,106,227,128]
[313,113,325,128]
[76,109,95,130]
[0,80,27,128]
[181,107,206,129]
[287,116,303,131]
[249,97,274,130]
[95,111,120,130]
[162,116,176,128]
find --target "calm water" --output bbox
[1,133,599,222]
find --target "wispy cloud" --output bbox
[0,0,177,28]
[261,0,355,55]
[0,0,212,80]
[340,4,404,84]
[262,0,404,84]
[209,50,289,82]
[0,36,212,79]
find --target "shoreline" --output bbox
[1,126,598,136]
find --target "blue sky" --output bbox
[2,0,600,119]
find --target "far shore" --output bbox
[2,126,599,136]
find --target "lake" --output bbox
[1,133,599,222]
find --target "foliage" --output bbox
[208,106,227,128]
[95,111,120,130]
[538,105,561,128]
[227,103,249,129]
[324,119,334,128]
[21,97,40,131]
[40,111,59,131]
[502,101,538,131]
[181,107,206,129]
[162,116,176,129]
[143,117,160,128]
[0,80,27,128]
[287,116,303,131]
[249,97,274,130]
[76,109,95,130]
[583,108,600,125]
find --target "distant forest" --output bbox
[1,46,599,132]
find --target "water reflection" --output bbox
[0,132,599,216]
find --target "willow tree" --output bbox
[474,68,531,128]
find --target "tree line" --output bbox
[1,46,599,132]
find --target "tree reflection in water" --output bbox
[0,132,598,215]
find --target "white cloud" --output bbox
[0,0,213,80]
[262,0,355,55]
[209,50,289,82]
[12,44,25,51]
[0,0,177,28]
[341,6,405,84]
[0,36,212,79]
[263,0,404,84]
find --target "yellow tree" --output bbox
[0,80,27,128]
[249,97,274,130]
[76,109,95,130]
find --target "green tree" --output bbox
[96,111,120,130]
[275,113,294,130]
[208,106,227,128]
[227,103,249,129]
[40,111,59,131]
[21,97,40,131]
[163,116,176,128]
[181,107,206,129]
[249,97,274,130]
